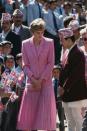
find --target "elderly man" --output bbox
[12,9,31,41]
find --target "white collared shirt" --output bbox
[14,26,21,35]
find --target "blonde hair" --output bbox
[29,18,46,33]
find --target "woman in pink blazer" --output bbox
[17,18,56,131]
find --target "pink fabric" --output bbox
[17,36,56,130]
[61,49,69,67]
[59,28,73,38]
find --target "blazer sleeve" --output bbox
[41,40,55,81]
[22,41,33,79]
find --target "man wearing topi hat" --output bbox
[0,13,21,58]
[12,9,31,41]
[58,27,87,131]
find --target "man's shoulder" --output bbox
[8,30,19,37]
[21,25,30,32]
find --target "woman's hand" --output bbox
[31,77,42,90]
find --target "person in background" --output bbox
[17,18,56,131]
[5,0,14,14]
[42,0,50,12]
[0,13,21,58]
[26,0,44,26]
[79,27,87,131]
[68,20,81,40]
[55,0,64,15]
[1,40,13,57]
[15,53,26,100]
[0,55,16,109]
[15,53,22,74]
[0,1,5,21]
[62,1,73,18]
[43,0,63,64]
[0,55,20,131]
[52,65,65,131]
[74,2,86,25]
[63,15,74,28]
[68,19,86,47]
[19,0,30,26]
[12,9,31,41]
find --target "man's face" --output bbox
[1,20,11,32]
[50,2,57,10]
[64,5,72,14]
[13,16,23,27]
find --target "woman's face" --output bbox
[33,29,44,41]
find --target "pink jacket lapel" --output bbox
[30,36,44,58]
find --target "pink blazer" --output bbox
[22,36,55,89]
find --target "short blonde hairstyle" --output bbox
[29,18,46,33]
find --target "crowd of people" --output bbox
[0,0,87,131]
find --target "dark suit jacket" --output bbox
[5,31,22,57]
[0,30,21,58]
[11,24,31,41]
[59,44,87,102]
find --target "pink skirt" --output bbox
[17,86,56,130]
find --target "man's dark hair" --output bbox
[65,36,75,43]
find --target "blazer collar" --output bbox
[12,24,23,34]
[30,36,45,57]
[69,44,77,53]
